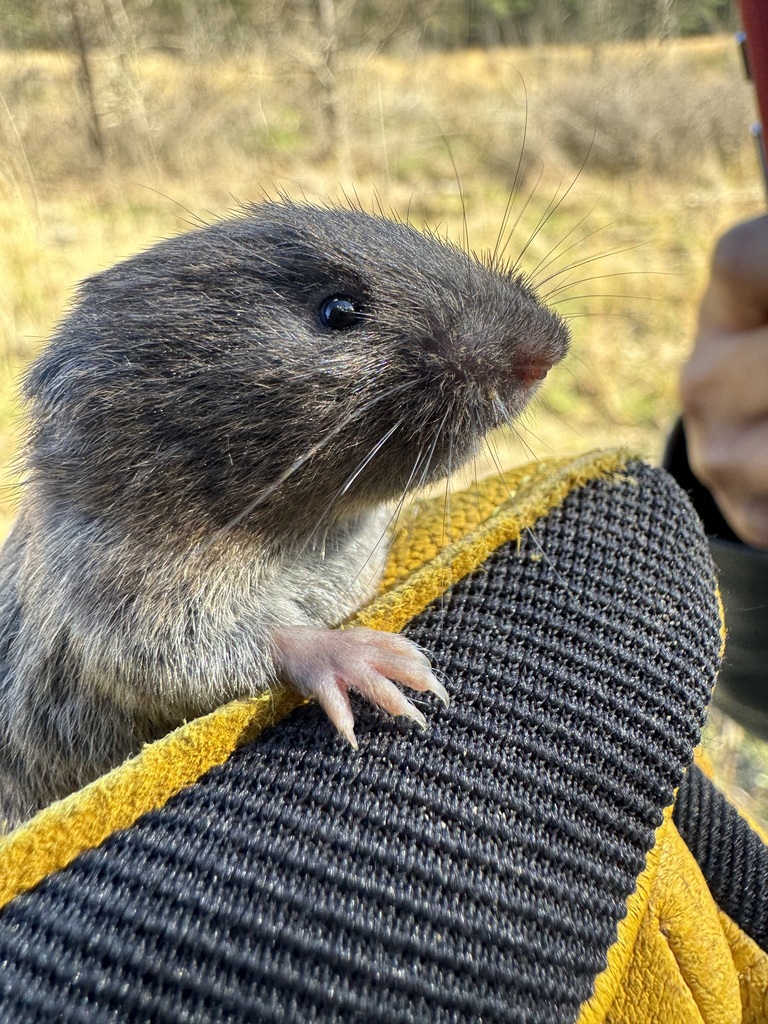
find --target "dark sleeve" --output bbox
[664,418,768,738]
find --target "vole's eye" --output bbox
[318,295,360,330]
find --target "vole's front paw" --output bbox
[271,627,448,748]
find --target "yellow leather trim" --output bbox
[577,809,670,1024]
[719,910,768,1024]
[579,817,745,1024]
[0,691,299,909]
[0,449,631,907]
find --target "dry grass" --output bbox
[0,37,761,515]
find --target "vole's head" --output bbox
[24,200,569,543]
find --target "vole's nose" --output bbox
[513,359,554,387]
[509,312,570,388]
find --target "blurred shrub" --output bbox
[550,55,753,179]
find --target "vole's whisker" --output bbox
[441,436,453,548]
[306,430,409,573]
[543,269,653,300]
[421,408,452,492]
[511,125,597,278]
[200,421,354,546]
[551,291,665,305]
[202,382,414,551]
[507,420,539,465]
[492,392,511,425]
[337,447,427,605]
[301,385,414,542]
[493,160,545,272]
[330,412,432,601]
[526,213,606,285]
[491,75,529,270]
[534,243,648,291]
[513,169,570,271]
[339,420,404,497]
[491,430,574,596]
[556,310,617,320]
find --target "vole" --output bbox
[0,200,569,829]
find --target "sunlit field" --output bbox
[2,34,767,821]
[1,36,761,522]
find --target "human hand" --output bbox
[680,214,768,549]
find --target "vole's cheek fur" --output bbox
[0,199,569,829]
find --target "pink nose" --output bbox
[515,361,552,387]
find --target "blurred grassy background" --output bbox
[2,26,767,823]
[1,35,762,532]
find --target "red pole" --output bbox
[738,0,768,130]
[737,0,768,192]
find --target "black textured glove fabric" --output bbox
[0,462,722,1024]
[675,764,768,951]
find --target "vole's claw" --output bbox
[272,626,445,744]
[425,675,450,707]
